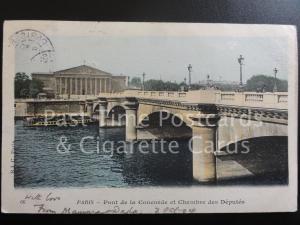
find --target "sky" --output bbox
[15,35,288,83]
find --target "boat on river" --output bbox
[24,114,96,127]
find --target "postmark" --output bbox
[9,29,55,63]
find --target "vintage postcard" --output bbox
[1,21,298,213]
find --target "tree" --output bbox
[163,81,180,91]
[129,77,181,91]
[30,78,44,97]
[143,79,180,91]
[129,77,142,88]
[15,72,30,98]
[216,83,240,91]
[245,75,287,92]
[190,83,206,90]
[15,73,44,98]
[144,79,165,91]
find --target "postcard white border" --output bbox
[2,21,298,213]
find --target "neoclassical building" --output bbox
[31,65,128,97]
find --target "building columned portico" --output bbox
[31,65,128,97]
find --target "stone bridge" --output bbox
[85,90,288,183]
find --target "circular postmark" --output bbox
[9,29,55,63]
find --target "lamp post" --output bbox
[142,72,146,91]
[273,68,278,92]
[187,64,192,89]
[206,74,210,87]
[237,55,244,88]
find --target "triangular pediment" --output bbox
[54,65,111,76]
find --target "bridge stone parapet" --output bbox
[215,91,288,109]
[98,90,288,109]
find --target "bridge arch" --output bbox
[217,117,287,150]
[106,101,126,115]
[137,110,193,140]
[93,104,99,113]
[137,104,198,129]
[107,105,126,116]
[108,105,126,119]
[138,110,190,127]
[217,136,288,184]
[105,104,127,127]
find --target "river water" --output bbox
[14,120,288,188]
[14,120,193,188]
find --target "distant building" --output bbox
[31,65,128,97]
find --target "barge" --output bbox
[24,114,96,127]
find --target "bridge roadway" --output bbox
[85,90,288,183]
